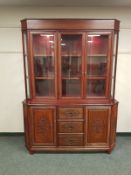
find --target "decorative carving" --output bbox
[36,116,50,134]
[68,139,74,145]
[92,119,105,133]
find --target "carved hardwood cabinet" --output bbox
[21,19,119,153]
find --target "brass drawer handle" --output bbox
[65,110,80,117]
[63,124,74,130]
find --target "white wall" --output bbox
[0,6,131,132]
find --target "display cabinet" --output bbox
[21,19,119,153]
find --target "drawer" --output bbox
[58,134,84,146]
[59,108,83,119]
[58,121,83,133]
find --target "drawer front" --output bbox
[58,134,84,146]
[59,108,83,119]
[58,121,83,133]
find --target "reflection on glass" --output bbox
[61,35,82,56]
[33,34,54,56]
[111,33,118,97]
[87,34,108,55]
[35,80,55,96]
[61,34,82,97]
[62,80,80,96]
[87,79,105,96]
[34,56,54,77]
[32,34,55,97]
[86,34,108,97]
[87,56,107,76]
[23,32,30,98]
[62,57,81,77]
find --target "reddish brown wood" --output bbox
[86,106,110,146]
[21,19,120,31]
[58,107,83,119]
[58,134,84,146]
[21,19,119,153]
[30,107,56,146]
[110,102,118,148]
[58,121,84,133]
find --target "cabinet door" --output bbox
[59,33,83,97]
[30,108,56,145]
[30,32,57,98]
[85,33,112,98]
[86,107,110,146]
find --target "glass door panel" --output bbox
[32,34,55,97]
[61,34,82,97]
[111,33,118,98]
[23,32,30,98]
[86,34,109,97]
[87,79,106,96]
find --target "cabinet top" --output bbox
[21,19,120,31]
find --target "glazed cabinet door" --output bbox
[59,33,84,98]
[30,107,56,146]
[30,32,57,99]
[86,107,110,146]
[85,32,112,98]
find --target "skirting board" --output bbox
[0,132,131,136]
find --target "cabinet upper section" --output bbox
[21,19,120,31]
[21,19,120,104]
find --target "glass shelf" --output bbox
[35,77,54,80]
[34,55,54,57]
[62,77,80,80]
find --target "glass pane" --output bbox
[33,34,54,56]
[34,56,54,77]
[23,32,30,98]
[62,80,80,96]
[86,34,108,97]
[61,34,82,97]
[87,79,106,96]
[111,33,118,97]
[32,34,55,97]
[62,57,81,77]
[87,56,107,76]
[87,34,108,56]
[35,80,55,96]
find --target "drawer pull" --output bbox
[64,124,74,131]
[65,110,79,117]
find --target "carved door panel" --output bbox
[86,107,110,146]
[30,107,56,145]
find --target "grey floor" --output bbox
[0,136,131,175]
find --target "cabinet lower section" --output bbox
[23,101,118,154]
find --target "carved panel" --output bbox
[87,107,110,144]
[31,108,56,145]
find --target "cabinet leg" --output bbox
[28,150,34,155]
[106,149,112,154]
